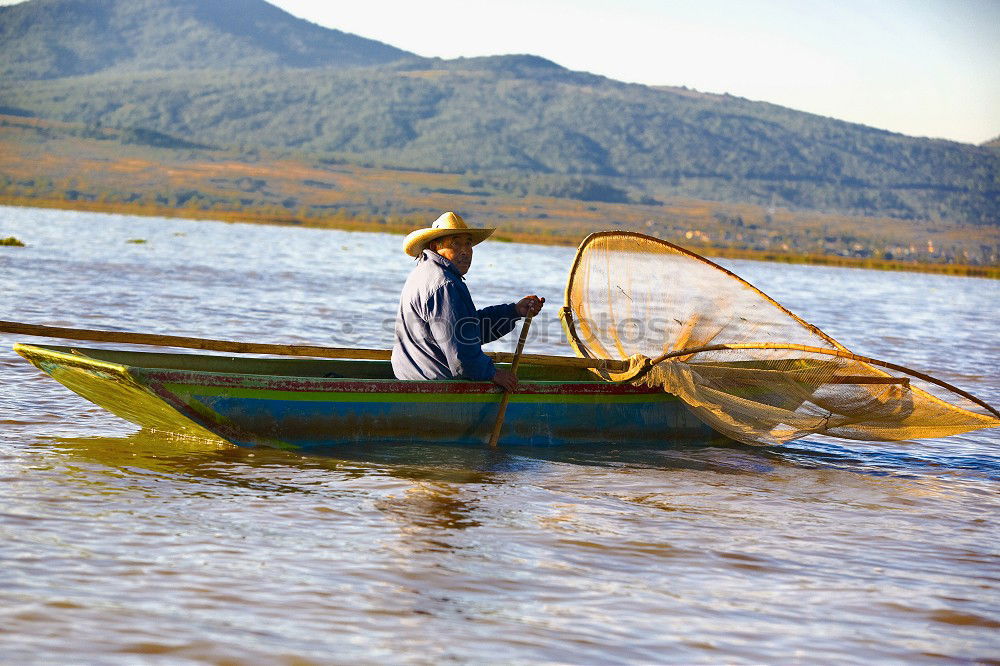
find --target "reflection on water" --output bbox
[2,207,999,663]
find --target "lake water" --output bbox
[2,205,998,664]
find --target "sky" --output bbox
[266,0,1000,145]
[3,0,998,144]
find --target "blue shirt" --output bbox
[392,250,519,381]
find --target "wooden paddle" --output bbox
[487,316,533,448]
[0,319,629,372]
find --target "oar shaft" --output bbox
[488,316,533,448]
[0,319,628,371]
[508,316,534,375]
[0,319,383,359]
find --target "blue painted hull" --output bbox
[15,344,721,449]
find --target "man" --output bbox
[392,212,544,390]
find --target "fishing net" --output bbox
[562,231,1000,446]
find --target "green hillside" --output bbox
[1,0,998,226]
[0,0,412,79]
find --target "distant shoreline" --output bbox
[3,196,997,279]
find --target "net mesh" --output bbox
[563,232,1000,446]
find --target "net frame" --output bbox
[563,231,851,357]
[560,231,1000,444]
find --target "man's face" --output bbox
[430,233,474,275]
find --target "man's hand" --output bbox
[516,295,545,318]
[492,368,518,391]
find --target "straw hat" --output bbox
[403,212,495,257]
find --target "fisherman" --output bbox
[392,212,545,390]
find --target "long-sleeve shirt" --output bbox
[392,250,519,381]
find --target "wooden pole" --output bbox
[488,316,533,448]
[0,319,628,372]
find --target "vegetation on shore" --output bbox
[4,190,995,279]
[6,63,998,228]
[1,116,996,278]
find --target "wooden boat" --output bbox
[14,344,719,450]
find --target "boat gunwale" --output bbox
[14,343,674,397]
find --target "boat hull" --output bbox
[15,344,720,449]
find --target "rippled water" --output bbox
[2,206,998,664]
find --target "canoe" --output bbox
[14,343,719,450]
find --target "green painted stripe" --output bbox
[163,383,677,404]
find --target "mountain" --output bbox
[1,0,997,226]
[0,0,413,79]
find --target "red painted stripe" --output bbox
[139,370,662,396]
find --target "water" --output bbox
[2,206,998,664]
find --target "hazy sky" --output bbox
[4,0,998,144]
[267,0,999,145]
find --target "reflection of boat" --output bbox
[15,344,718,450]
